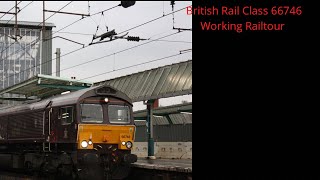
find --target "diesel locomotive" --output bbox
[0,85,137,179]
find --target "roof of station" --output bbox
[0,74,92,100]
[95,60,192,102]
[133,102,192,126]
[0,60,191,102]
[0,20,55,29]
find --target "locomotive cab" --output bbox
[77,96,135,150]
[48,86,137,179]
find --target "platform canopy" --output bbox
[134,102,192,125]
[1,60,191,102]
[0,74,92,100]
[95,60,192,102]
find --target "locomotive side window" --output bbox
[81,104,104,123]
[108,105,130,124]
[60,107,74,125]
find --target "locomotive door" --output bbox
[52,106,77,143]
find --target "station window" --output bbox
[60,107,73,125]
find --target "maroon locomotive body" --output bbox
[0,85,137,179]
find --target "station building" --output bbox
[0,20,54,107]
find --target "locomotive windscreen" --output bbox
[108,105,130,124]
[80,104,104,123]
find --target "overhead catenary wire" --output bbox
[147,30,172,39]
[162,1,165,16]
[171,1,175,28]
[117,5,187,35]
[5,30,184,83]
[77,50,191,81]
[0,1,34,57]
[52,31,93,36]
[0,1,22,20]
[3,3,189,59]
[0,1,34,29]
[6,5,190,78]
[0,1,35,28]
[3,4,191,82]
[0,1,72,82]
[87,1,90,15]
[15,1,33,13]
[51,31,193,45]
[102,11,109,31]
[45,1,73,24]
[89,4,120,16]
[88,5,189,45]
[51,31,182,75]
[0,1,72,55]
[1,2,122,58]
[148,39,191,43]
[54,31,193,44]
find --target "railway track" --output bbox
[0,170,54,180]
[0,171,32,180]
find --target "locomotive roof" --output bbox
[49,85,132,107]
[0,85,132,115]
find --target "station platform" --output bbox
[132,158,192,173]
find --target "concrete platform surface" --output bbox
[132,158,192,173]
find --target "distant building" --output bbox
[0,20,55,89]
[0,20,55,107]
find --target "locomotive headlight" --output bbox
[126,141,133,149]
[88,140,93,145]
[122,141,126,146]
[81,140,88,148]
[104,98,109,102]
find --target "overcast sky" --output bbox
[0,1,192,110]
